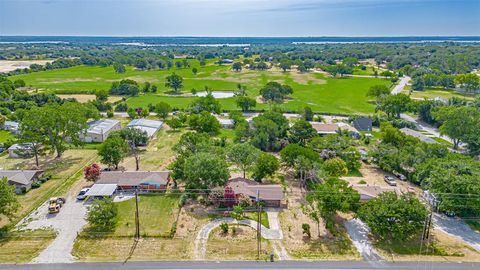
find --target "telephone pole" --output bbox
[134,188,140,240]
[256,190,261,260]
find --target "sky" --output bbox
[0,0,479,36]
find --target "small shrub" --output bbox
[220,223,229,234]
[358,180,367,184]
[231,226,237,235]
[31,182,41,189]
[302,223,311,238]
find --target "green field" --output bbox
[10,62,391,114]
[113,194,180,237]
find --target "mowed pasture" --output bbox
[10,60,391,114]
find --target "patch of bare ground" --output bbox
[36,78,99,84]
[206,226,273,260]
[56,94,123,103]
[0,60,53,73]
[124,76,160,84]
[279,171,360,260]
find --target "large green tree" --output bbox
[376,93,411,118]
[289,119,317,145]
[98,135,129,169]
[235,96,256,112]
[183,152,230,190]
[0,177,20,222]
[20,102,98,158]
[227,143,259,178]
[306,178,360,234]
[165,73,183,93]
[433,106,480,149]
[358,192,427,241]
[187,112,221,135]
[252,152,279,182]
[87,198,118,231]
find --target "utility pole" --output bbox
[134,188,140,240]
[256,190,261,260]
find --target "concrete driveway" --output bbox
[344,218,382,261]
[18,197,89,263]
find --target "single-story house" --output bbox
[3,121,20,135]
[216,118,235,129]
[351,184,396,202]
[0,170,43,194]
[337,123,360,138]
[400,128,437,144]
[226,177,284,207]
[8,143,33,158]
[80,119,121,143]
[220,59,234,64]
[310,122,339,135]
[127,119,164,139]
[352,117,373,132]
[96,171,170,192]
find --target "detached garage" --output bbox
[84,184,117,198]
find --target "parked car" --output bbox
[384,176,397,186]
[393,171,407,181]
[76,188,90,200]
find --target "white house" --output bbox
[81,119,121,143]
[216,117,235,129]
[127,118,164,139]
[3,121,20,135]
[8,143,33,158]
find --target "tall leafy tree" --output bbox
[165,73,183,93]
[289,119,317,145]
[0,177,20,222]
[227,143,259,178]
[358,192,427,241]
[183,152,230,190]
[98,135,129,169]
[235,96,256,112]
[252,152,279,182]
[376,93,411,118]
[154,102,172,119]
[433,106,480,149]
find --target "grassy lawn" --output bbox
[206,226,272,260]
[11,63,391,114]
[432,136,453,147]
[73,237,191,262]
[408,88,475,101]
[244,211,269,228]
[113,194,180,237]
[346,168,363,177]
[0,229,56,263]
[0,130,15,144]
[0,149,98,228]
[119,128,183,171]
[352,66,376,76]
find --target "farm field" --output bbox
[10,62,391,114]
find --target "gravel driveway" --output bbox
[18,197,89,263]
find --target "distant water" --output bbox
[0,36,479,45]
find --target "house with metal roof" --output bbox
[3,120,20,135]
[8,143,33,158]
[0,170,43,194]
[352,117,373,132]
[81,119,121,143]
[126,119,164,139]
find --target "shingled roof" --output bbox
[226,177,283,201]
[96,171,170,186]
[0,170,43,186]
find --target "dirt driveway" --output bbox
[18,196,89,263]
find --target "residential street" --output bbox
[390,76,411,94]
[1,261,480,270]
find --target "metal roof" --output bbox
[86,119,120,135]
[85,184,117,197]
[127,119,164,138]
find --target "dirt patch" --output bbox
[36,78,99,84]
[0,60,53,73]
[57,94,123,103]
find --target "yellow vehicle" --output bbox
[48,197,66,214]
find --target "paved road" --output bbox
[1,261,479,270]
[391,76,411,95]
[433,213,480,252]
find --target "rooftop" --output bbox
[0,170,43,185]
[226,177,283,201]
[127,118,164,138]
[86,119,120,135]
[97,171,170,187]
[310,122,339,134]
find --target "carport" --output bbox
[85,183,117,198]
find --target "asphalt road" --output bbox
[1,261,479,270]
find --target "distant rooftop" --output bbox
[127,118,163,138]
[86,119,120,135]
